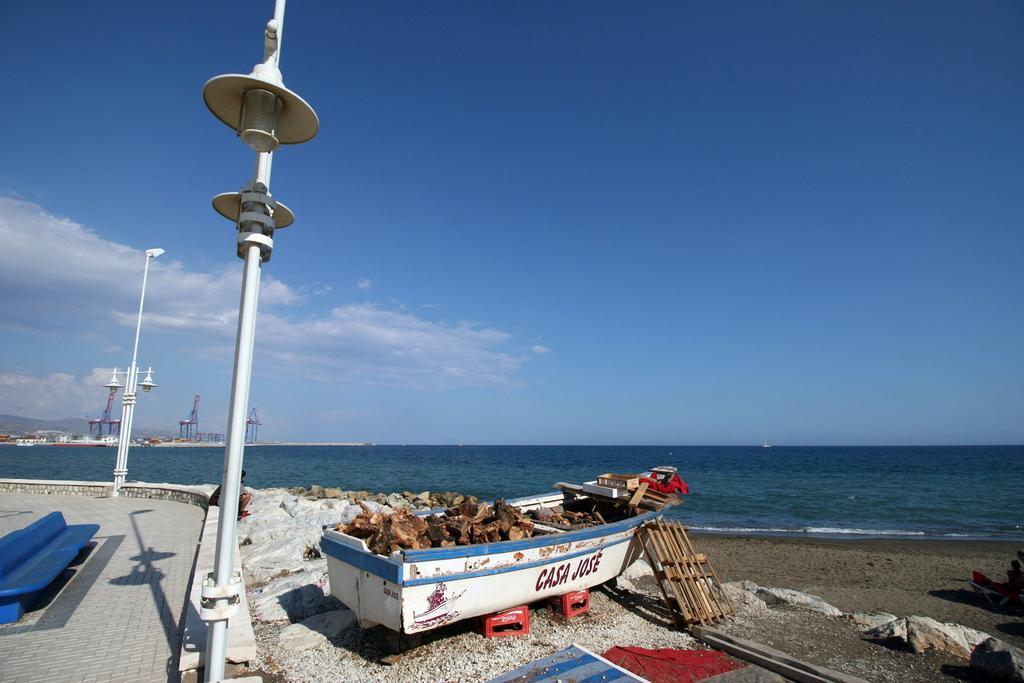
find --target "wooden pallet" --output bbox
[597,473,641,490]
[637,520,733,628]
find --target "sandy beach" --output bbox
[696,533,1024,650]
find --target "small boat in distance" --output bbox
[761,438,771,448]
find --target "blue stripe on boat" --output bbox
[319,536,402,584]
[402,535,632,587]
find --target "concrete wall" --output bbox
[121,483,210,508]
[0,478,211,508]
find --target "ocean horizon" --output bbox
[2,444,1021,542]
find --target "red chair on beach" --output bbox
[969,571,1023,608]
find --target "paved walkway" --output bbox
[0,494,205,682]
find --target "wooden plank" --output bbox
[676,522,734,616]
[691,626,869,683]
[675,522,729,619]
[643,525,695,624]
[628,482,649,507]
[557,481,679,512]
[637,528,689,627]
[647,522,710,625]
[597,473,640,490]
[661,522,716,619]
[667,522,727,619]
[659,554,707,565]
[637,520,734,628]
[647,524,702,626]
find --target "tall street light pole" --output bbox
[111,248,164,496]
[200,1,318,678]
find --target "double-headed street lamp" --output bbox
[111,247,164,496]
[200,1,318,679]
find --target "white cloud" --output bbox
[0,197,301,337]
[0,197,534,390]
[255,303,525,387]
[531,345,552,354]
[357,278,373,290]
[0,368,114,418]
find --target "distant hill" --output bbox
[0,414,176,439]
[0,414,90,435]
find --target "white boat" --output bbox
[321,489,666,635]
[761,438,771,448]
[15,437,47,447]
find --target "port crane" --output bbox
[179,394,200,440]
[88,389,121,435]
[245,409,262,443]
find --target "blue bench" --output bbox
[0,512,100,623]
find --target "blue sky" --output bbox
[1,1,1021,444]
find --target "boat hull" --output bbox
[321,492,659,634]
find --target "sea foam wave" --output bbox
[692,525,932,537]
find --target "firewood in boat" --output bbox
[340,496,538,554]
[445,516,472,545]
[390,508,430,547]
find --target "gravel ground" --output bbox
[248,560,1009,682]
[240,491,1020,682]
[717,603,976,682]
[252,587,700,682]
[696,533,1024,651]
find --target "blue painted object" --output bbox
[0,512,100,623]
[487,645,648,682]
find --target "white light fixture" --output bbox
[139,367,158,393]
[146,248,166,258]
[202,34,319,151]
[211,192,295,228]
[202,4,318,679]
[104,370,123,393]
[241,88,281,152]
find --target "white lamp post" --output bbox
[111,248,164,496]
[200,1,317,679]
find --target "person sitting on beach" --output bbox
[209,470,253,520]
[1007,559,1023,593]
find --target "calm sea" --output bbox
[1,444,1021,540]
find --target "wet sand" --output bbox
[694,533,1024,649]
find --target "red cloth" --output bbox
[602,647,744,683]
[641,474,689,495]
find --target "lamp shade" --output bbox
[212,192,294,228]
[203,73,319,145]
[104,371,123,392]
[139,368,157,393]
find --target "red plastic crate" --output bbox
[481,605,530,637]
[549,588,590,618]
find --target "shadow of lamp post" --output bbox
[111,247,164,496]
[199,0,318,679]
